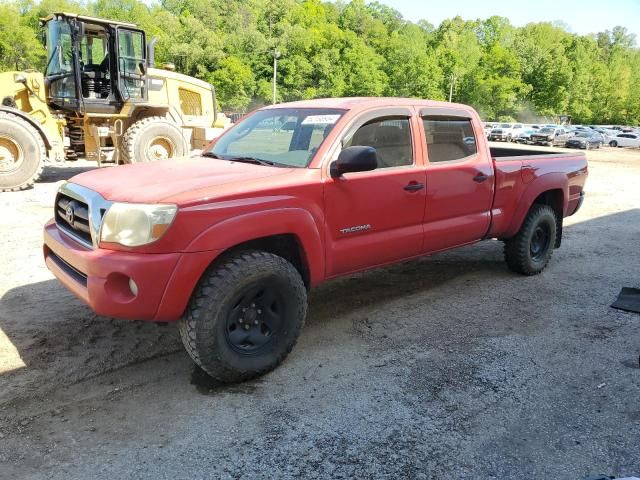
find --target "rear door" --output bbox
[323,108,427,276]
[420,109,494,252]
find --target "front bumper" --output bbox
[531,137,552,144]
[489,133,510,141]
[43,220,219,322]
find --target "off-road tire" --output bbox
[0,111,45,192]
[121,116,188,163]
[504,204,557,276]
[178,251,308,383]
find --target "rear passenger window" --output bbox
[345,117,413,168]
[423,116,477,163]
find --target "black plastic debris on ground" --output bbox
[611,287,640,314]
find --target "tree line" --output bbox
[1,0,639,124]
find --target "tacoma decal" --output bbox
[340,224,371,234]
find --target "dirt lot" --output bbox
[1,144,639,479]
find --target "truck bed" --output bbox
[487,146,588,239]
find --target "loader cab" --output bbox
[42,13,148,113]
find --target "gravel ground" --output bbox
[0,144,639,479]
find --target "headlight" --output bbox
[100,203,177,247]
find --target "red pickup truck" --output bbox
[43,98,588,382]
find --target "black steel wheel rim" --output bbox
[224,282,284,355]
[530,223,551,261]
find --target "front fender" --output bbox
[504,172,568,238]
[185,208,325,284]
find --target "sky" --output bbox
[376,0,640,40]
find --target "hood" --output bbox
[70,156,295,204]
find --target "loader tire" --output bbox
[121,116,188,163]
[0,112,45,192]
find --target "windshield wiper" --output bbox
[227,156,279,167]
[43,44,60,77]
[201,152,224,159]
[201,152,288,168]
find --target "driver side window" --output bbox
[344,117,413,168]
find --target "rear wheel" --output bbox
[504,204,557,275]
[609,140,618,147]
[121,116,189,163]
[0,112,45,192]
[178,251,308,383]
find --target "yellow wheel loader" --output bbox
[0,12,230,192]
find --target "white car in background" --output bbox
[510,123,525,137]
[608,133,640,148]
[483,123,496,138]
[488,123,514,141]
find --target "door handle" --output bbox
[404,182,425,192]
[473,173,489,183]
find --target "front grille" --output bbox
[55,193,92,246]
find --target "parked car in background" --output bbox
[590,132,605,145]
[511,123,525,136]
[565,132,602,149]
[489,123,514,141]
[608,133,640,148]
[514,129,537,144]
[484,123,496,138]
[530,126,570,146]
[595,128,617,138]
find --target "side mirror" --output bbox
[330,146,378,178]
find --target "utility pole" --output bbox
[272,50,281,105]
[448,73,457,103]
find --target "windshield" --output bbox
[208,108,346,168]
[540,127,554,134]
[499,123,511,128]
[576,132,592,137]
[45,19,76,99]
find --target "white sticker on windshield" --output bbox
[301,114,340,125]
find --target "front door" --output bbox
[324,113,426,277]
[421,113,494,252]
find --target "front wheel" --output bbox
[178,251,308,383]
[609,140,618,147]
[504,205,558,275]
